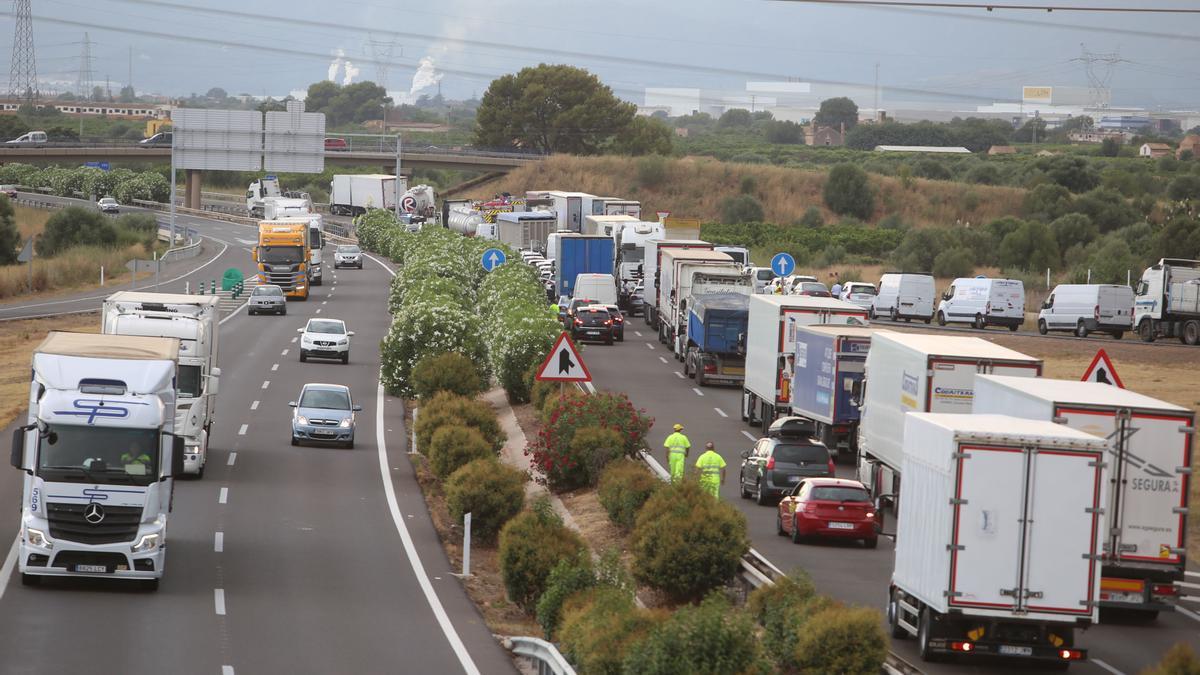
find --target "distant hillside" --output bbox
[468,155,1026,227]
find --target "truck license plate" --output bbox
[74,564,108,573]
[827,522,854,530]
[999,645,1033,657]
[1105,591,1141,604]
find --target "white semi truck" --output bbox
[855,332,1042,500]
[1134,258,1200,344]
[11,332,187,590]
[657,250,751,360]
[888,413,1107,666]
[102,292,221,477]
[246,176,282,217]
[974,375,1195,619]
[330,174,401,216]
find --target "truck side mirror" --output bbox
[170,437,184,478]
[740,450,750,460]
[11,428,24,471]
[850,380,863,404]
[208,368,220,396]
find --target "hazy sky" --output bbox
[11,0,1200,110]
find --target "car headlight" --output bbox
[25,527,50,549]
[131,533,160,553]
[339,418,352,428]
[296,415,308,425]
[337,339,348,345]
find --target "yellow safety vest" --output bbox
[664,432,690,460]
[695,450,726,481]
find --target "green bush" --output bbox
[411,352,485,401]
[445,458,525,545]
[747,572,820,668]
[624,594,767,675]
[1142,643,1200,675]
[536,551,595,639]
[597,460,662,530]
[630,480,750,603]
[414,392,505,456]
[719,194,765,224]
[498,498,587,613]
[999,220,1059,272]
[529,376,557,412]
[558,587,662,675]
[792,605,888,675]
[932,246,975,279]
[0,196,19,265]
[823,163,874,220]
[636,155,668,188]
[527,391,654,492]
[428,426,495,480]
[36,207,116,256]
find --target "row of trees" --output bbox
[0,164,170,204]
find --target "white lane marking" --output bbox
[741,430,758,442]
[218,487,228,504]
[261,380,270,389]
[635,331,643,337]
[714,408,728,418]
[0,535,17,603]
[214,532,224,553]
[291,337,298,343]
[374,383,480,674]
[674,371,685,379]
[1177,603,1200,624]
[321,301,327,305]
[271,364,279,372]
[1187,571,1200,579]
[237,424,248,436]
[227,452,237,466]
[692,387,704,397]
[645,343,654,350]
[236,238,256,246]
[214,589,226,615]
[1091,659,1125,675]
[658,356,668,363]
[281,349,288,356]
[222,667,235,675]
[315,308,321,314]
[250,401,259,411]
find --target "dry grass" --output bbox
[470,155,1025,227]
[14,204,51,240]
[0,243,157,301]
[0,313,99,428]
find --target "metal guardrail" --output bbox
[160,238,202,262]
[506,636,576,675]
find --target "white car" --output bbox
[97,197,120,213]
[298,318,354,364]
[334,244,363,269]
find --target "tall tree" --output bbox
[814,97,859,131]
[611,116,673,156]
[474,64,635,154]
[0,195,20,265]
[304,81,390,126]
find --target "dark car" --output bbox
[560,297,597,330]
[602,304,625,342]
[324,137,348,151]
[571,306,615,345]
[139,132,172,147]
[777,477,878,548]
[740,417,835,505]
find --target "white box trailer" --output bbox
[856,332,1042,497]
[642,239,713,326]
[102,292,221,477]
[973,375,1194,617]
[657,249,744,354]
[889,413,1107,666]
[741,295,870,433]
[525,191,600,233]
[495,211,557,252]
[330,174,401,216]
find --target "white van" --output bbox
[839,282,877,310]
[936,277,1025,331]
[872,273,935,323]
[1037,284,1134,338]
[5,130,47,146]
[573,273,618,305]
[749,267,775,293]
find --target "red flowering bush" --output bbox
[526,391,654,492]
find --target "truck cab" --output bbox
[246,177,282,217]
[256,220,310,300]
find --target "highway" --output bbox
[0,212,514,673]
[582,319,1200,675]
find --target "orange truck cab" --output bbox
[255,220,310,300]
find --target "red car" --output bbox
[777,477,878,548]
[324,137,348,151]
[795,282,832,298]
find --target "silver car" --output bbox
[334,244,362,269]
[248,284,287,315]
[290,383,361,448]
[97,197,119,213]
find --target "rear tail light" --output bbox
[704,363,717,374]
[766,456,775,470]
[827,458,836,475]
[950,642,974,653]
[1059,649,1084,661]
[1152,584,1179,597]
[604,320,612,326]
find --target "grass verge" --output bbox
[0,312,98,428]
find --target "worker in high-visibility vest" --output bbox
[663,423,691,482]
[694,441,727,498]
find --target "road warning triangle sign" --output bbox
[535,332,592,382]
[1081,348,1124,388]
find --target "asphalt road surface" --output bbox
[583,317,1200,675]
[0,215,514,674]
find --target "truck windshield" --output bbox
[259,246,304,264]
[37,424,159,486]
[177,364,202,398]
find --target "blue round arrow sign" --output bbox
[770,252,796,277]
[481,248,507,272]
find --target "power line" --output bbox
[9,0,39,102]
[768,0,1200,13]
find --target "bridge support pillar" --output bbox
[185,169,202,210]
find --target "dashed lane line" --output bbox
[692,388,704,397]
[227,452,237,466]
[214,589,226,616]
[237,424,248,436]
[714,408,728,418]
[218,487,228,504]
[214,532,224,553]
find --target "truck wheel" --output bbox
[1111,331,1124,340]
[1139,320,1156,343]
[890,307,899,322]
[917,607,941,662]
[1185,320,1200,346]
[20,573,40,586]
[973,314,985,329]
[1008,323,1019,332]
[923,315,932,325]
[936,311,946,327]
[1038,319,1048,335]
[888,589,908,639]
[1075,320,1089,338]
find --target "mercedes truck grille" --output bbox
[47,502,142,545]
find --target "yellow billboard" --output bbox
[1023,86,1053,104]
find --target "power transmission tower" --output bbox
[1073,44,1123,115]
[9,0,39,102]
[364,34,400,92]
[76,32,95,100]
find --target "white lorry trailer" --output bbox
[741,295,870,433]
[657,250,750,359]
[888,413,1106,666]
[11,332,187,590]
[496,211,558,252]
[855,332,1042,498]
[102,292,221,477]
[1134,258,1200,344]
[330,174,401,216]
[643,240,714,327]
[973,375,1194,619]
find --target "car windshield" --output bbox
[809,486,870,502]
[259,245,304,264]
[37,424,159,485]
[307,320,345,335]
[337,245,360,254]
[253,286,283,296]
[100,198,115,204]
[773,444,828,463]
[177,364,202,398]
[300,388,350,410]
